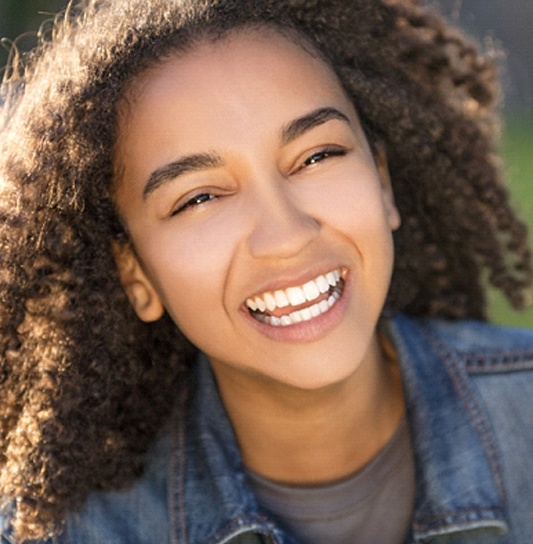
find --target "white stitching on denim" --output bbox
[422,324,508,509]
[169,406,189,544]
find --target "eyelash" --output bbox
[297,146,347,172]
[171,192,216,216]
[170,147,348,216]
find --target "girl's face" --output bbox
[114,29,400,390]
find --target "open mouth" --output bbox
[245,269,345,327]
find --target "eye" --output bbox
[298,147,348,172]
[171,192,216,216]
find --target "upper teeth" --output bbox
[246,269,341,313]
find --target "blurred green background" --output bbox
[491,117,533,327]
[1,0,532,327]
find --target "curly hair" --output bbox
[0,0,531,540]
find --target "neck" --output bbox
[211,332,405,484]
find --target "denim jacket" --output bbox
[2,314,533,543]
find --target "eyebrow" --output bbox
[143,152,222,200]
[281,107,351,145]
[142,106,351,200]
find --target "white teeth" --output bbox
[274,290,290,308]
[302,280,320,302]
[254,289,343,327]
[264,292,277,312]
[286,286,306,306]
[270,316,281,326]
[316,275,330,294]
[245,268,343,318]
[290,310,303,323]
[255,297,267,312]
[280,316,292,326]
[326,272,337,287]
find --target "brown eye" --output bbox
[172,193,215,216]
[301,147,347,169]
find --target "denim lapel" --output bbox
[388,315,508,542]
[170,354,288,544]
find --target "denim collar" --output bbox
[387,315,508,542]
[170,353,289,544]
[171,315,509,544]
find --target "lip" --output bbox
[241,268,351,343]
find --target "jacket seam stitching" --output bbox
[465,353,533,373]
[422,323,508,510]
[170,407,189,544]
[412,505,504,527]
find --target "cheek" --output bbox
[302,172,396,301]
[139,215,244,327]
[302,170,394,246]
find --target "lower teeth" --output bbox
[252,280,343,327]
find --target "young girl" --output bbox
[1,0,533,543]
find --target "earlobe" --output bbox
[112,242,165,322]
[374,142,401,231]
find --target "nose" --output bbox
[246,181,320,259]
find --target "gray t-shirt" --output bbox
[247,418,415,544]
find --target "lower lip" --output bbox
[242,272,351,343]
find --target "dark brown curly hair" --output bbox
[0,0,531,540]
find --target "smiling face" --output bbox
[113,28,400,390]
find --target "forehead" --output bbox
[119,27,350,125]
[113,27,367,189]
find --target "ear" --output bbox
[373,142,401,231]
[112,242,165,322]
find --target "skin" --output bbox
[114,29,405,483]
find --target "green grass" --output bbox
[487,114,533,328]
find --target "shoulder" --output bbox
[61,422,174,544]
[397,315,533,425]
[389,313,533,374]
[390,315,533,540]
[0,419,175,544]
[389,313,533,434]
